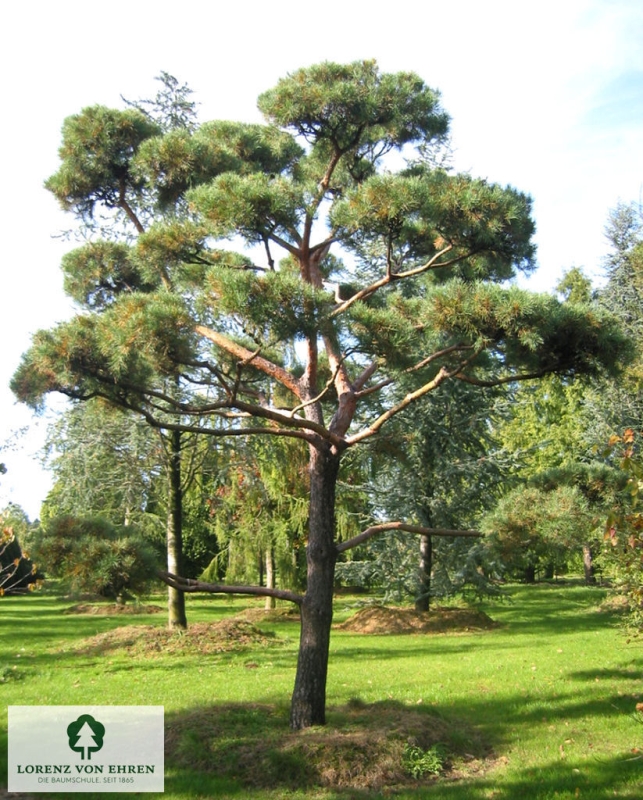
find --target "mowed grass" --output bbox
[1,583,642,799]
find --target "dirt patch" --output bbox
[62,603,164,615]
[166,700,493,792]
[335,605,497,635]
[597,593,630,614]
[65,619,280,657]
[235,607,301,623]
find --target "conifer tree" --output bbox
[12,61,627,728]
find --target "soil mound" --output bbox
[66,619,279,657]
[597,594,629,614]
[335,605,497,635]
[63,603,163,615]
[235,607,300,623]
[166,699,493,792]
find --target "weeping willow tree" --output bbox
[13,61,628,728]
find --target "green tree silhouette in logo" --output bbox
[67,714,105,760]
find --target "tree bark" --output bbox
[167,429,187,630]
[415,534,433,612]
[265,548,276,610]
[290,443,339,730]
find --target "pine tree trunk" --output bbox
[289,444,339,730]
[415,534,433,612]
[167,429,187,630]
[265,548,276,610]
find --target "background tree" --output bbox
[12,61,627,729]
[337,380,505,607]
[43,400,221,623]
[42,401,162,531]
[603,429,643,627]
[34,516,158,603]
[483,481,600,582]
[0,505,41,596]
[594,201,643,437]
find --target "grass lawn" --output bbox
[1,582,642,799]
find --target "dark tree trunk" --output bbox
[582,543,596,585]
[523,564,536,583]
[167,429,187,630]
[415,534,433,612]
[289,443,339,730]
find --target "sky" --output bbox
[0,0,642,520]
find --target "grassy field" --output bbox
[1,583,642,799]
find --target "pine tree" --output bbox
[12,61,627,728]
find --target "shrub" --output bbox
[35,516,159,602]
[0,510,41,595]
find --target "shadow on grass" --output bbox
[569,664,643,681]
[411,754,642,800]
[164,699,490,796]
[161,698,643,800]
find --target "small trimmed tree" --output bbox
[13,61,627,728]
[34,516,158,603]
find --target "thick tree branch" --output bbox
[352,360,380,392]
[117,179,145,235]
[309,236,336,256]
[346,365,453,445]
[267,230,301,255]
[71,366,338,445]
[231,398,344,446]
[263,235,276,271]
[347,344,487,444]
[324,336,358,439]
[336,522,481,554]
[78,388,322,445]
[195,325,302,399]
[131,402,323,444]
[159,571,303,605]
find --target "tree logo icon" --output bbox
[67,714,105,760]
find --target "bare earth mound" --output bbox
[235,607,301,623]
[166,700,493,792]
[65,619,279,657]
[63,603,164,615]
[336,605,497,634]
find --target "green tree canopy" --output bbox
[12,61,629,729]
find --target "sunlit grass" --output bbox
[1,583,642,798]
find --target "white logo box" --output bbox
[8,706,164,793]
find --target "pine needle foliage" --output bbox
[12,60,632,728]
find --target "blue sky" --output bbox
[1,0,642,518]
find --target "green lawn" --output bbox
[1,583,642,799]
